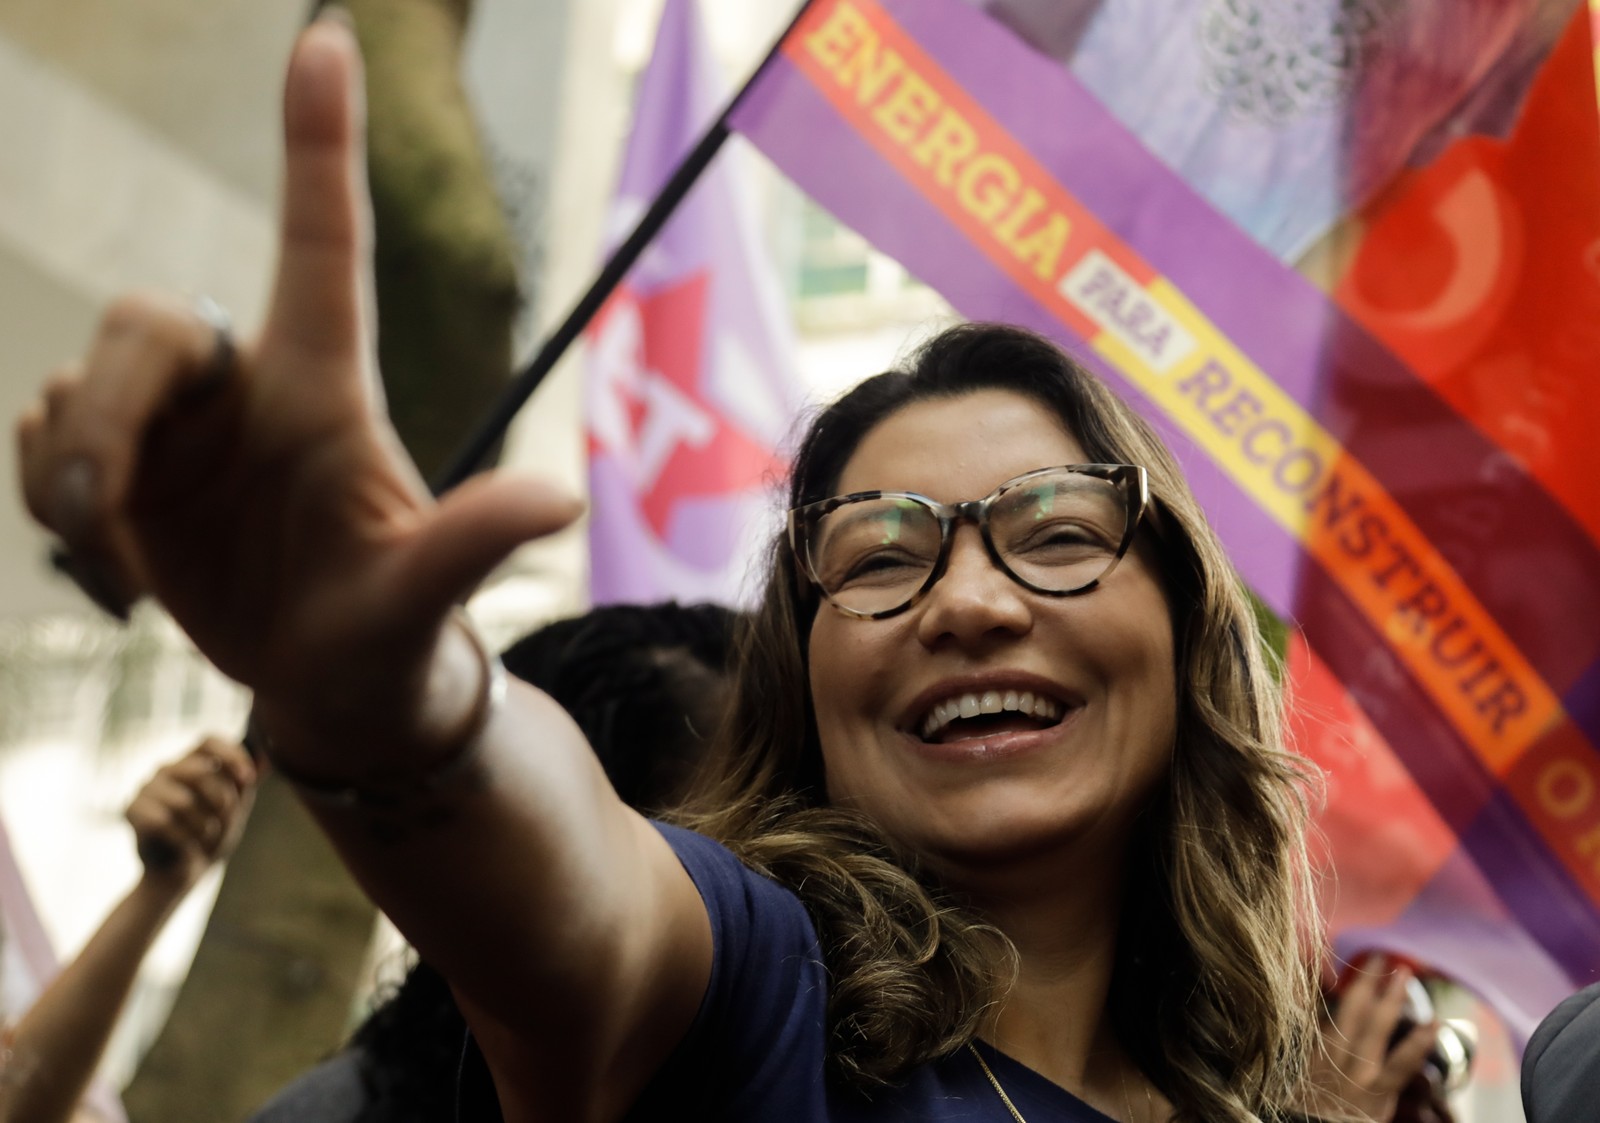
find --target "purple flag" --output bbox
[0,813,126,1121]
[0,815,56,1019]
[975,0,1576,261]
[585,0,803,606]
[727,0,1600,1041]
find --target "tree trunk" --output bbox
[123,1,520,1117]
[120,776,377,1121]
[357,0,522,480]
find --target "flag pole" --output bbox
[430,0,817,495]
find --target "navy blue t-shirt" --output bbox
[621,823,1117,1122]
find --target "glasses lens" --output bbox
[807,497,942,615]
[989,470,1132,593]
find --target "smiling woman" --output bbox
[808,389,1178,867]
[674,323,1320,1121]
[15,19,1317,1123]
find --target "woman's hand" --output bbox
[13,17,580,768]
[13,29,707,1119]
[1299,957,1440,1122]
[126,737,257,891]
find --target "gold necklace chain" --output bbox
[966,1042,1154,1122]
[968,1043,1030,1123]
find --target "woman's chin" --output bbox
[885,800,1110,876]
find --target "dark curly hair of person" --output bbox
[500,601,739,813]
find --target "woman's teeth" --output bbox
[919,690,1063,740]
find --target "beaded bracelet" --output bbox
[248,611,506,810]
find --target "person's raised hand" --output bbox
[15,17,581,767]
[1299,956,1441,1122]
[126,737,257,891]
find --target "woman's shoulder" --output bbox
[650,821,815,928]
[649,820,825,1001]
[630,822,829,1118]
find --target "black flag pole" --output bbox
[429,0,818,496]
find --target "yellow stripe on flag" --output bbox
[1590,0,1600,120]
[1067,261,1562,777]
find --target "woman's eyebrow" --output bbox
[824,501,921,544]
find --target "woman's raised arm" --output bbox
[12,17,709,1121]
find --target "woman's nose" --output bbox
[914,525,1033,648]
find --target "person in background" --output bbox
[1294,956,1459,1123]
[247,601,740,1121]
[1521,980,1600,1123]
[496,602,739,815]
[0,738,256,1123]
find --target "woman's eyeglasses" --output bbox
[789,464,1149,619]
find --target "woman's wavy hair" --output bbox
[673,323,1319,1120]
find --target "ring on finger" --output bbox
[189,294,237,393]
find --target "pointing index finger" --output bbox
[267,13,373,370]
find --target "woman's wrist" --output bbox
[130,867,195,915]
[251,609,504,809]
